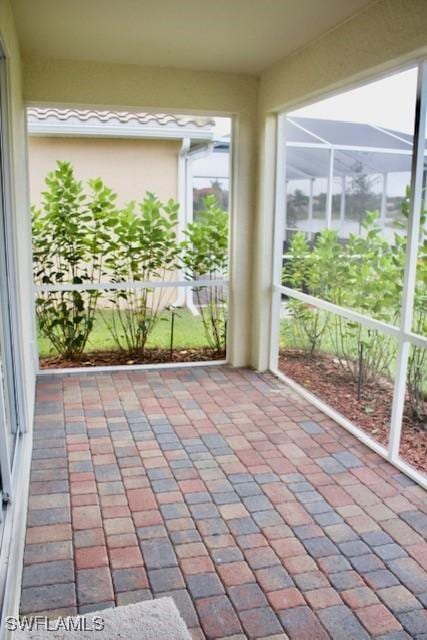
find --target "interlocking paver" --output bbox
[318,604,370,639]
[22,560,74,588]
[76,567,114,605]
[356,604,402,635]
[293,570,329,591]
[397,609,427,637]
[149,567,185,592]
[279,606,329,640]
[228,582,268,610]
[20,366,427,639]
[21,583,76,614]
[112,567,148,592]
[196,595,242,637]
[217,561,254,586]
[377,585,422,614]
[139,538,178,568]
[240,606,283,639]
[256,566,293,591]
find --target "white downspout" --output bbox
[174,138,191,307]
[184,142,215,316]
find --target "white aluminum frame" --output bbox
[285,109,426,241]
[34,278,228,293]
[270,62,427,488]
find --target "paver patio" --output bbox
[21,366,427,639]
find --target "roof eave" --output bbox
[27,120,214,142]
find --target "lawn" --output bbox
[38,308,210,357]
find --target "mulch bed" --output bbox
[279,349,427,474]
[40,347,225,369]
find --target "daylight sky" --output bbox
[291,67,418,135]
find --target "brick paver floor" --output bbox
[21,366,427,639]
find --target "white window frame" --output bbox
[269,61,427,489]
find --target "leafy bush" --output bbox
[283,231,334,355]
[283,201,426,419]
[399,190,427,421]
[283,213,399,384]
[104,193,181,354]
[183,195,228,353]
[32,162,117,359]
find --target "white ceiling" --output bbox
[12,0,372,74]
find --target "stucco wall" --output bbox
[260,0,427,114]
[252,0,427,371]
[28,136,181,207]
[0,0,35,425]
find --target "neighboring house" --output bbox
[27,108,229,311]
[27,107,215,208]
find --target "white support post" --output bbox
[268,113,287,372]
[388,61,427,462]
[175,138,190,308]
[340,175,346,229]
[326,148,334,229]
[380,173,388,223]
[308,178,314,239]
[184,154,199,315]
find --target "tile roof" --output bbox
[27,108,214,129]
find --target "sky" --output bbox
[213,116,232,138]
[290,67,418,135]
[214,68,419,137]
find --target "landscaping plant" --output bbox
[282,231,334,356]
[283,212,400,390]
[183,195,228,354]
[104,193,181,354]
[283,199,426,420]
[32,161,117,359]
[398,189,427,422]
[329,212,399,389]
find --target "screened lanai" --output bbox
[285,116,427,242]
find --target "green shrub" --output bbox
[183,195,228,353]
[399,189,427,421]
[283,212,400,390]
[32,162,117,359]
[283,201,426,417]
[104,193,181,354]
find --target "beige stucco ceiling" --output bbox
[12,0,373,74]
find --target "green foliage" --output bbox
[399,188,427,421]
[282,207,425,411]
[183,195,228,353]
[32,161,117,359]
[283,231,329,356]
[104,192,181,354]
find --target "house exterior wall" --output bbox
[253,0,427,371]
[23,57,259,368]
[28,135,184,311]
[28,135,181,207]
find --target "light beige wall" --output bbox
[0,0,35,423]
[23,56,259,367]
[28,136,181,207]
[253,0,427,371]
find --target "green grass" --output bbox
[38,308,210,357]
